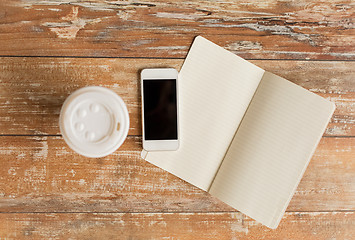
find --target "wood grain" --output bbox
[0,0,354,59]
[0,136,353,213]
[0,212,354,239]
[0,0,353,237]
[0,58,353,136]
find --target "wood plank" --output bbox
[0,212,354,239]
[291,137,355,211]
[0,136,353,212]
[0,58,353,136]
[0,0,354,59]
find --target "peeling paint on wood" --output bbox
[0,136,353,212]
[0,0,354,238]
[43,6,102,39]
[0,212,354,239]
[0,58,353,136]
[0,0,352,59]
[225,41,263,51]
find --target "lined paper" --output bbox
[209,72,335,228]
[144,36,265,190]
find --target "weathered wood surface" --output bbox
[0,212,354,240]
[0,136,353,212]
[0,58,354,136]
[0,0,354,60]
[0,0,354,238]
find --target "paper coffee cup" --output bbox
[59,86,129,158]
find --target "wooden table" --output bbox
[0,0,354,239]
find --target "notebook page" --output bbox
[209,72,335,228]
[143,36,265,191]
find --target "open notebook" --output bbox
[141,36,335,229]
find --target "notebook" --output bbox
[141,36,335,229]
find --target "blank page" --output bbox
[143,36,265,191]
[209,72,335,228]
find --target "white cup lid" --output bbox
[59,86,129,158]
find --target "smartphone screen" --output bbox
[143,79,178,140]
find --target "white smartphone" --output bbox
[141,68,179,151]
